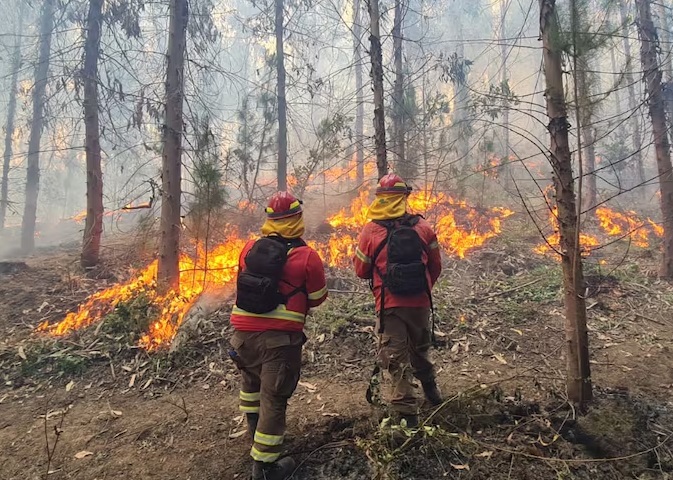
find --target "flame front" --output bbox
[39,229,249,350]
[41,188,513,349]
[534,206,664,257]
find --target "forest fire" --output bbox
[39,189,513,349]
[38,229,249,350]
[534,206,664,257]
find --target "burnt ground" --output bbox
[1,220,673,479]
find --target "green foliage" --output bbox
[19,343,90,377]
[292,113,351,197]
[55,354,89,375]
[230,92,277,199]
[599,137,631,174]
[102,291,155,339]
[474,79,520,121]
[438,52,473,87]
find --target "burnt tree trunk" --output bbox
[21,0,54,253]
[367,0,388,179]
[276,0,288,191]
[0,3,24,232]
[636,0,673,278]
[158,0,188,292]
[540,0,592,406]
[619,0,645,187]
[353,0,365,186]
[392,0,405,173]
[81,0,104,268]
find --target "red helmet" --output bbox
[265,191,303,219]
[376,174,412,195]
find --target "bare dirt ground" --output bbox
[2,221,673,479]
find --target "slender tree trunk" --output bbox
[21,0,54,253]
[500,0,511,187]
[454,11,470,193]
[353,0,365,186]
[158,0,188,292]
[392,0,405,173]
[367,0,388,179]
[422,67,429,187]
[656,1,673,82]
[608,26,626,190]
[0,3,24,232]
[81,0,104,268]
[276,0,288,191]
[637,0,673,278]
[539,0,592,406]
[576,64,597,212]
[655,1,673,128]
[619,0,645,187]
[608,17,626,140]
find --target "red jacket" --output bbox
[230,239,328,332]
[354,216,442,311]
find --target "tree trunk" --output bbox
[608,17,626,141]
[576,64,597,212]
[392,0,405,173]
[619,0,645,187]
[0,3,24,232]
[21,0,54,253]
[499,0,510,187]
[655,1,673,127]
[454,11,470,190]
[81,0,104,268]
[539,0,592,406]
[367,0,388,179]
[158,0,188,292]
[276,0,288,191]
[636,0,673,278]
[353,0,365,186]
[656,1,673,82]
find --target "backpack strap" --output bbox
[270,236,308,302]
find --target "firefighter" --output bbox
[229,191,328,480]
[353,174,443,427]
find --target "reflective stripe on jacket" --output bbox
[230,239,328,332]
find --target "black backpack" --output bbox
[371,215,428,297]
[235,236,306,314]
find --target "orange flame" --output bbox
[648,218,664,237]
[41,188,515,349]
[38,229,249,350]
[534,206,662,257]
[596,207,650,248]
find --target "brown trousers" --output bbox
[230,330,304,463]
[376,307,435,415]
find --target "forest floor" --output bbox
[1,218,673,479]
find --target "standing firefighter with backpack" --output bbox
[354,174,443,427]
[229,192,328,480]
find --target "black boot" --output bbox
[422,380,443,406]
[251,457,295,480]
[246,413,259,438]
